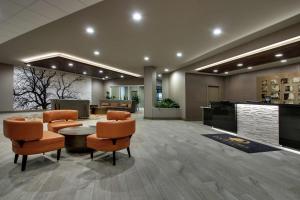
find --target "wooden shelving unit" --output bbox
[257,72,300,104]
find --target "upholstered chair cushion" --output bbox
[43,110,79,123]
[107,111,131,120]
[43,110,82,132]
[96,119,135,139]
[47,121,83,133]
[12,131,64,155]
[87,135,130,152]
[110,102,119,107]
[119,103,128,107]
[3,118,43,142]
[101,102,110,106]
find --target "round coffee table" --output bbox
[58,126,96,153]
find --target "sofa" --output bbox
[99,100,137,113]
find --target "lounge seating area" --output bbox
[3,110,136,171]
[2,1,300,199]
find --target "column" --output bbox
[144,66,157,119]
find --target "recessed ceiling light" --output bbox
[102,78,105,80]
[224,71,229,74]
[68,62,73,67]
[51,65,56,69]
[237,63,243,67]
[99,70,103,73]
[158,74,162,77]
[212,27,223,36]
[86,27,95,34]
[132,12,142,22]
[281,59,287,63]
[275,53,283,58]
[94,50,100,56]
[176,52,183,57]
[105,76,109,79]
[144,56,150,61]
[120,75,124,78]
[26,63,31,66]
[213,69,218,73]
[83,71,87,75]
[247,66,253,70]
[164,68,169,72]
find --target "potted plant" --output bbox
[155,98,180,108]
[131,95,140,112]
[106,91,111,99]
[152,98,181,119]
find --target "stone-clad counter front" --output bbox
[236,104,279,146]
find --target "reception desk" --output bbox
[51,99,90,119]
[279,104,300,149]
[211,102,237,133]
[208,102,300,149]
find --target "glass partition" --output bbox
[109,85,144,108]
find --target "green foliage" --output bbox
[132,95,140,104]
[155,98,180,108]
[106,91,111,99]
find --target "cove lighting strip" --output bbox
[195,35,300,71]
[22,52,142,77]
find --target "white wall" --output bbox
[169,70,186,119]
[0,63,13,112]
[162,74,170,98]
[92,78,104,105]
[144,66,156,118]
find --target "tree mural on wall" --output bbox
[54,73,83,99]
[13,66,86,110]
[14,67,56,110]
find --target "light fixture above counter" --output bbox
[195,36,300,75]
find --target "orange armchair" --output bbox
[107,110,131,120]
[87,111,135,165]
[43,110,83,133]
[3,117,65,171]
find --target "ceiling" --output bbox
[0,0,104,44]
[0,0,300,76]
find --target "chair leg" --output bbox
[57,149,61,161]
[90,151,94,160]
[113,151,116,166]
[14,154,19,164]
[21,155,27,171]
[127,147,131,158]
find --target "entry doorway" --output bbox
[207,86,220,105]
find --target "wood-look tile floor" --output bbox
[1,112,300,200]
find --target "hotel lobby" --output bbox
[1,0,300,199]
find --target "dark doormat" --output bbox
[203,134,281,153]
